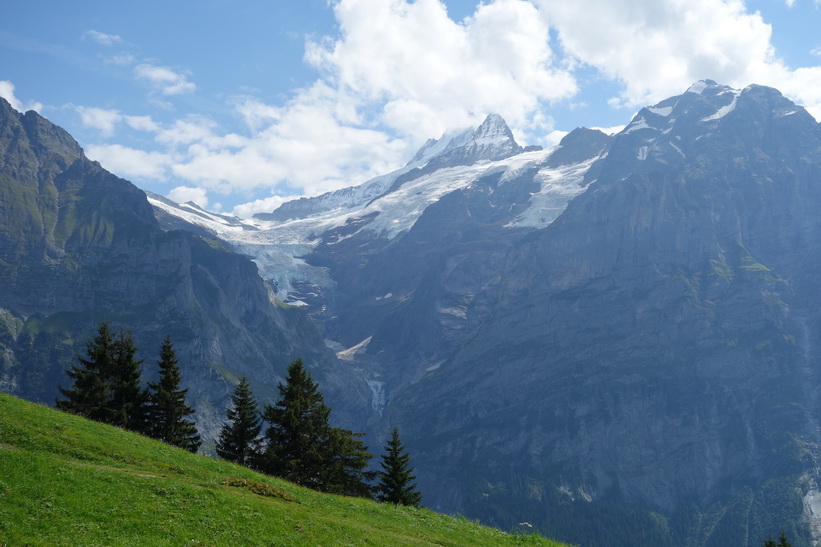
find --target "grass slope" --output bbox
[0,394,566,546]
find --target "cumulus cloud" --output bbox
[83,30,123,46]
[231,195,299,218]
[73,0,821,217]
[534,0,779,107]
[168,186,209,208]
[105,53,137,66]
[135,63,196,95]
[124,115,160,132]
[76,106,160,136]
[534,0,821,117]
[86,144,173,179]
[306,0,576,142]
[0,81,43,113]
[76,106,122,137]
[170,0,579,216]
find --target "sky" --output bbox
[2,0,821,217]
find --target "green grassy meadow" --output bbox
[0,393,566,546]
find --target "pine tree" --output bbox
[216,376,262,466]
[260,358,373,495]
[260,358,332,488]
[376,426,422,506]
[763,531,792,547]
[57,321,116,422]
[108,328,146,431]
[145,335,201,452]
[321,427,375,498]
[56,322,145,431]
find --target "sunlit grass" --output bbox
[0,393,566,546]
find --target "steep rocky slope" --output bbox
[0,98,340,438]
[387,82,821,545]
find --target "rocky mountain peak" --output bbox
[592,81,820,186]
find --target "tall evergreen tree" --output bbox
[260,358,332,487]
[57,322,145,431]
[145,335,201,452]
[260,358,373,495]
[216,376,262,466]
[57,321,116,422]
[321,427,375,498]
[375,426,422,506]
[108,328,146,431]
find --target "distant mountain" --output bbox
[150,82,821,546]
[389,82,821,546]
[0,97,340,438]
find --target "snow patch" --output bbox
[686,81,709,95]
[437,306,467,319]
[426,361,445,372]
[669,141,685,158]
[701,95,738,122]
[505,157,595,229]
[366,379,386,414]
[637,146,650,161]
[623,117,651,134]
[336,336,372,361]
[648,105,673,117]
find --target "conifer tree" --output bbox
[375,426,422,506]
[321,427,375,498]
[145,335,201,452]
[57,321,116,422]
[108,328,146,431]
[260,358,373,495]
[57,322,145,431]
[260,358,331,487]
[216,376,262,466]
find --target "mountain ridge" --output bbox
[0,97,341,440]
[6,81,821,545]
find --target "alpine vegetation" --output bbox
[376,426,422,507]
[57,323,201,452]
[216,375,263,466]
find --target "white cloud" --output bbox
[124,115,160,132]
[75,106,159,137]
[233,97,280,132]
[105,53,136,66]
[86,144,173,180]
[65,0,821,215]
[76,106,123,137]
[533,0,821,119]
[0,81,43,113]
[143,0,577,206]
[306,0,576,142]
[168,186,209,208]
[134,63,196,95]
[83,30,123,46]
[591,125,627,135]
[534,0,779,107]
[231,195,299,218]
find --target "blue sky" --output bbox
[2,0,820,216]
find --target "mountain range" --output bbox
[3,80,821,546]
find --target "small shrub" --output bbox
[221,478,297,502]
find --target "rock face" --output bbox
[386,82,821,545]
[0,98,338,439]
[167,83,821,546]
